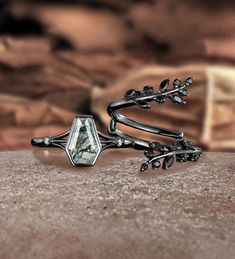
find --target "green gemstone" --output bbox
[66,116,101,166]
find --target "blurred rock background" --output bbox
[0,0,234,150]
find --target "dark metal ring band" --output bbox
[32,77,202,172]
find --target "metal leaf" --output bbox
[176,154,187,162]
[124,89,141,99]
[191,154,200,161]
[152,160,161,170]
[175,140,183,150]
[160,145,169,152]
[149,142,162,150]
[140,162,148,172]
[186,77,193,85]
[179,140,194,150]
[162,155,174,170]
[173,78,181,88]
[179,89,188,96]
[154,96,165,104]
[143,85,154,95]
[172,95,185,104]
[159,79,169,92]
[135,100,150,109]
[144,150,154,158]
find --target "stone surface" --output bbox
[0,150,234,259]
[66,116,101,166]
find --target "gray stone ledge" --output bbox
[0,150,234,259]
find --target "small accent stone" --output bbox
[143,85,154,95]
[162,155,174,169]
[152,160,161,169]
[173,78,181,87]
[43,137,51,145]
[116,138,123,147]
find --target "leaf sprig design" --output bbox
[124,77,193,108]
[140,140,202,172]
[120,76,202,172]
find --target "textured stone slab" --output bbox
[0,150,234,259]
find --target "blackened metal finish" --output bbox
[31,77,202,170]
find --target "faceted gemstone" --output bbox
[173,78,181,88]
[162,155,174,169]
[172,95,184,104]
[152,160,161,169]
[66,116,101,166]
[140,162,148,172]
[159,79,169,92]
[143,85,153,95]
[124,89,142,99]
[179,89,188,96]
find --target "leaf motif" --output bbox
[176,154,183,162]
[175,140,183,150]
[172,95,185,104]
[160,145,169,152]
[149,142,162,150]
[143,85,154,95]
[159,79,169,92]
[124,89,135,98]
[176,154,187,162]
[179,89,188,96]
[181,154,188,162]
[135,100,150,109]
[173,78,181,88]
[154,96,165,104]
[144,150,154,158]
[162,155,174,170]
[191,154,200,161]
[179,140,194,150]
[124,89,141,99]
[140,162,148,172]
[152,160,161,170]
[186,77,193,85]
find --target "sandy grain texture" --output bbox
[0,150,234,259]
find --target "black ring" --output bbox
[31,77,202,171]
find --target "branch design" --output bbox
[140,139,201,172]
[31,76,202,171]
[123,77,193,106]
[108,77,202,172]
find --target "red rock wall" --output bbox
[0,0,234,150]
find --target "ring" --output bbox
[31,77,202,172]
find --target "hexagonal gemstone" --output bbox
[66,116,101,166]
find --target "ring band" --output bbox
[32,77,202,172]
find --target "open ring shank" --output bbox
[107,98,184,149]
